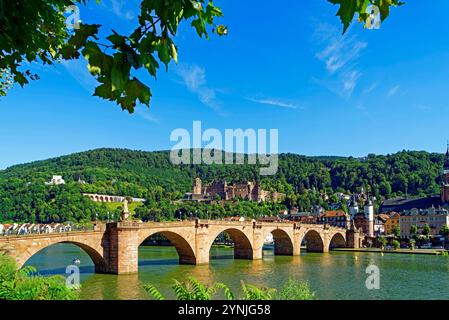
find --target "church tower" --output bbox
[441,145,449,203]
[193,177,202,195]
[364,199,374,237]
[349,196,359,219]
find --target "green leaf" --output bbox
[111,53,130,92]
[126,78,152,106]
[328,0,358,34]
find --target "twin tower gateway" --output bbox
[350,198,375,238]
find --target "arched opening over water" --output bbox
[139,231,196,265]
[302,230,325,252]
[263,229,294,256]
[329,233,346,250]
[22,242,106,274]
[210,228,253,260]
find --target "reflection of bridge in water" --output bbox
[0,220,363,274]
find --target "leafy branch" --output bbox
[329,0,405,33]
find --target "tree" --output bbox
[0,0,226,111]
[378,236,387,250]
[409,239,416,251]
[392,239,400,250]
[410,225,419,239]
[1,0,403,111]
[439,225,449,238]
[393,224,401,239]
[422,223,431,238]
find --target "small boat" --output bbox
[72,258,81,265]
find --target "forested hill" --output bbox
[0,148,446,223]
[0,148,446,197]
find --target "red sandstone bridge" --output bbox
[0,220,361,274]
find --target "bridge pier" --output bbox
[105,223,139,274]
[195,225,210,265]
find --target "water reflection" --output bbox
[25,244,449,300]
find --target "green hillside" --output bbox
[0,148,446,223]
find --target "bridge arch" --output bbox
[301,229,325,252]
[138,230,197,265]
[19,240,108,273]
[263,228,294,256]
[329,232,346,250]
[209,228,254,260]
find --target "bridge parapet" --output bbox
[139,221,196,228]
[196,219,255,227]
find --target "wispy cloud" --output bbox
[316,36,367,74]
[175,64,222,113]
[312,22,367,99]
[135,107,159,123]
[388,85,400,97]
[362,82,378,95]
[110,0,135,20]
[60,59,98,93]
[246,96,301,109]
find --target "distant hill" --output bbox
[0,148,446,223]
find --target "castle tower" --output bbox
[349,196,359,219]
[441,145,449,203]
[193,177,202,195]
[364,199,374,237]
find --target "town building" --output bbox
[384,212,400,236]
[318,210,350,228]
[399,207,449,238]
[374,214,389,236]
[286,212,317,224]
[45,175,65,185]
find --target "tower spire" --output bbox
[445,142,449,171]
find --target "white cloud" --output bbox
[246,97,301,109]
[316,36,367,74]
[110,0,135,20]
[313,22,367,99]
[176,64,221,112]
[135,107,159,123]
[388,85,400,97]
[342,70,361,98]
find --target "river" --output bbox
[24,243,449,300]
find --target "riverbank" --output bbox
[333,247,449,255]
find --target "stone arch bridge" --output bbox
[0,220,361,274]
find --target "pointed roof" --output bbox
[445,144,449,170]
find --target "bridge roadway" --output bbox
[0,220,358,274]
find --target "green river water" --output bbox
[25,244,449,300]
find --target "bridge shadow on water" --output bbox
[34,265,95,276]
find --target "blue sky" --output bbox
[1,0,449,169]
